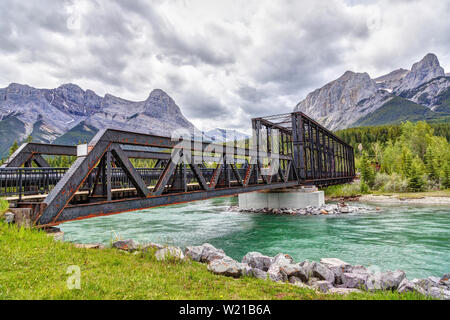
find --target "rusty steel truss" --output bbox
[1,112,355,227]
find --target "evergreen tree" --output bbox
[408,157,425,192]
[400,146,413,178]
[442,163,450,189]
[9,140,19,156]
[360,152,375,188]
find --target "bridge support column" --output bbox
[238,186,324,210]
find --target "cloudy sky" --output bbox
[0,0,449,132]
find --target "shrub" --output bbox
[360,181,370,194]
[382,173,408,192]
[373,173,390,191]
[323,181,362,197]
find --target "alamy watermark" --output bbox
[169,128,282,176]
[66,265,81,290]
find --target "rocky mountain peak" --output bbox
[5,83,35,94]
[293,53,449,131]
[144,88,181,118]
[394,53,445,93]
[294,70,379,129]
[57,83,84,93]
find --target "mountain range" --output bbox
[294,53,450,130]
[0,84,197,158]
[1,53,449,159]
[203,128,250,143]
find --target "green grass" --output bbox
[0,222,428,300]
[370,189,450,199]
[324,184,450,199]
[323,183,363,198]
[0,199,9,216]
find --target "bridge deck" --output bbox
[1,112,355,227]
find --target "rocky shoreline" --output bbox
[107,239,449,300]
[228,202,380,216]
[357,194,450,205]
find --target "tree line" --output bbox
[338,122,450,192]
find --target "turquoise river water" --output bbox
[60,197,450,279]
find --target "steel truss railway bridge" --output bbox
[0,112,355,227]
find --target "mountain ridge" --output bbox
[294,53,450,130]
[0,83,197,158]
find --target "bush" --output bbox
[359,181,370,194]
[382,173,408,192]
[373,173,390,191]
[323,181,362,197]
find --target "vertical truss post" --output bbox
[291,113,305,181]
[106,150,112,201]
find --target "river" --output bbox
[59,197,450,279]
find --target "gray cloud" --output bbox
[0,0,449,132]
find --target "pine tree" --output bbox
[9,140,19,156]
[400,146,413,178]
[360,152,375,188]
[408,158,425,192]
[442,163,450,189]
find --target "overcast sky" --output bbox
[0,0,449,132]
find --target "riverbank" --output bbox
[0,221,428,300]
[326,189,450,205]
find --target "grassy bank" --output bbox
[0,222,428,300]
[0,198,8,216]
[323,183,450,199]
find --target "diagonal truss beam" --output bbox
[110,144,149,198]
[230,164,244,186]
[189,163,210,190]
[152,150,180,196]
[39,130,112,225]
[209,156,224,189]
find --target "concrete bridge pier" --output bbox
[238,186,325,210]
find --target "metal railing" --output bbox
[0,166,249,199]
[0,167,69,200]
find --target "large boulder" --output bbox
[349,265,370,274]
[410,277,450,300]
[397,278,425,295]
[299,260,314,279]
[112,239,139,251]
[440,274,450,288]
[280,264,308,283]
[207,257,250,278]
[341,272,369,289]
[366,270,406,291]
[3,212,15,224]
[311,280,334,293]
[428,287,450,300]
[184,245,203,261]
[310,262,335,284]
[249,268,268,280]
[185,243,226,263]
[155,246,185,261]
[320,258,351,284]
[242,252,274,271]
[273,253,295,265]
[412,277,441,292]
[266,253,296,282]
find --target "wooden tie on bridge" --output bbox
[0,112,355,227]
